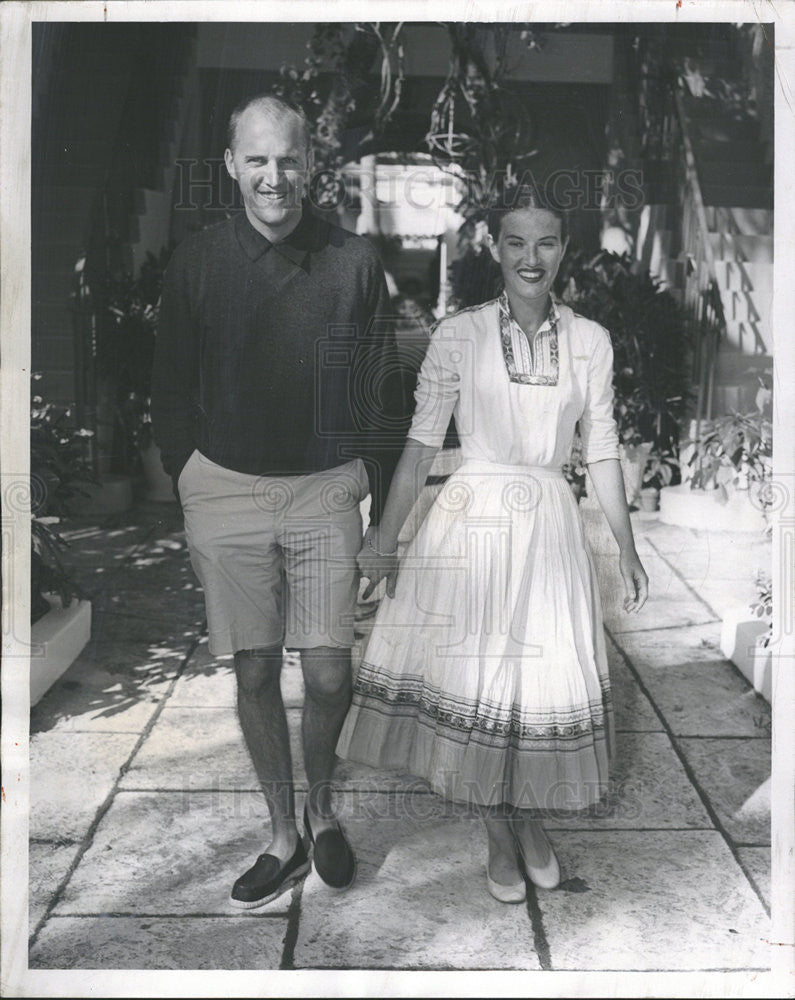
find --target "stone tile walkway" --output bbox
[27,499,773,972]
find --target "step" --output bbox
[700,183,773,209]
[714,347,773,381]
[697,160,772,186]
[709,232,773,264]
[706,206,773,236]
[712,259,769,291]
[718,295,772,352]
[694,138,767,163]
[713,267,772,308]
[719,288,764,325]
[711,383,763,414]
[689,116,760,145]
[722,317,771,355]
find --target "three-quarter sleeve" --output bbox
[408,321,462,448]
[579,324,620,464]
[354,254,412,524]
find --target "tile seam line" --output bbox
[610,618,719,635]
[279,875,304,969]
[525,882,552,970]
[113,787,439,795]
[640,536,774,703]
[643,535,731,619]
[28,635,203,952]
[44,911,289,919]
[606,625,771,917]
[279,964,543,972]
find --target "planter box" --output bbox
[30,594,92,707]
[719,606,771,702]
[659,483,768,533]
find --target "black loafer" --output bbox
[230,839,310,909]
[303,804,356,890]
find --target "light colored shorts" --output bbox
[178,450,369,656]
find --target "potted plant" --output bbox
[639,448,680,511]
[563,431,587,502]
[98,245,174,498]
[719,569,773,701]
[662,394,772,533]
[558,250,689,506]
[28,383,96,703]
[30,384,97,620]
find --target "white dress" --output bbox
[337,293,621,811]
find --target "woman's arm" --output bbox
[587,458,649,614]
[359,437,439,598]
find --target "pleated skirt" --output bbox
[336,460,614,811]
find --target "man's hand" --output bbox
[357,526,400,600]
[619,549,649,614]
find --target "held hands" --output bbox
[620,548,649,614]
[358,526,400,600]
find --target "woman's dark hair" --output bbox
[486,182,569,242]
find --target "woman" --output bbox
[337,186,649,902]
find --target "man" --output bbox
[151,93,407,908]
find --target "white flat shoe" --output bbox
[486,865,526,903]
[516,837,561,890]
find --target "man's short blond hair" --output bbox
[227,93,311,154]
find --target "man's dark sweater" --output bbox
[150,209,409,521]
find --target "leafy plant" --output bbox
[97,246,173,465]
[750,570,773,648]
[558,250,690,457]
[275,22,406,185]
[30,384,96,622]
[563,431,587,498]
[681,407,772,502]
[642,449,680,491]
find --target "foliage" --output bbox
[274,23,562,218]
[750,570,773,648]
[558,249,689,457]
[425,25,540,221]
[562,432,587,497]
[642,449,680,491]
[448,244,502,310]
[97,246,173,462]
[30,384,96,622]
[680,406,772,502]
[275,22,406,189]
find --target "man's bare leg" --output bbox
[299,645,352,831]
[234,645,299,860]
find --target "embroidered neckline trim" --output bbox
[497,291,560,386]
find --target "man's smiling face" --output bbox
[224,103,310,241]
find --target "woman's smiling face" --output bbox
[488,207,568,307]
